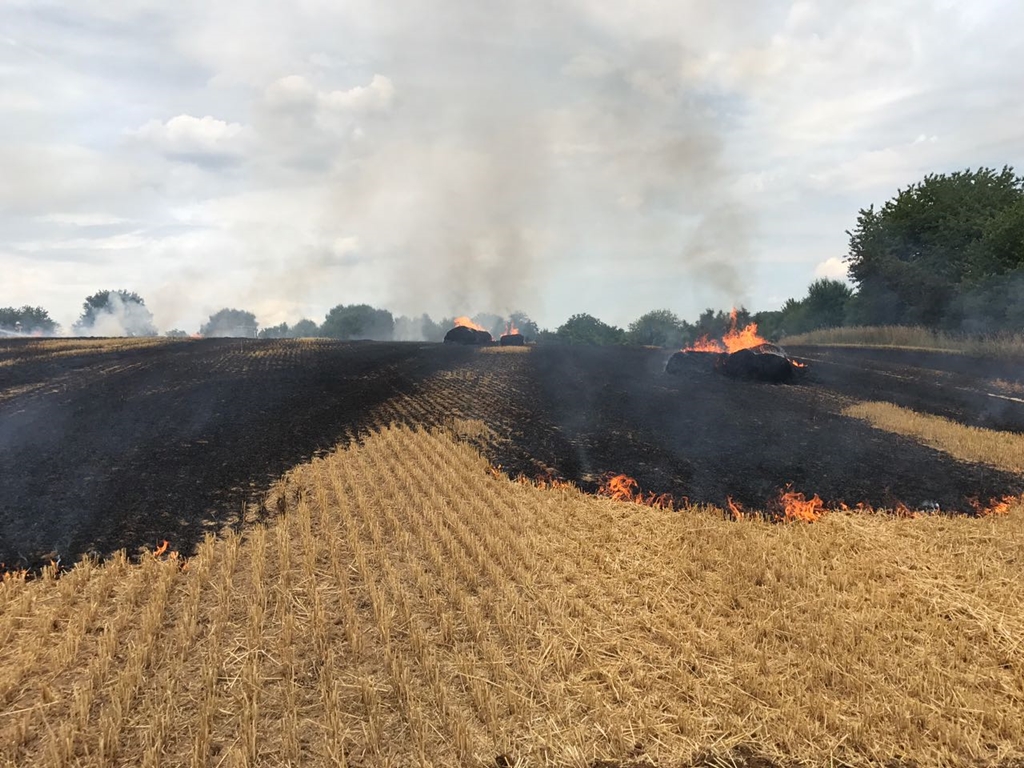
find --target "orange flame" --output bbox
[1,562,28,582]
[454,316,486,332]
[599,473,674,510]
[686,335,726,353]
[153,540,170,558]
[969,494,1020,517]
[682,308,769,354]
[502,320,520,337]
[726,496,745,520]
[778,487,824,523]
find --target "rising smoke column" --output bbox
[315,1,752,324]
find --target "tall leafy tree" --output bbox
[200,309,258,338]
[627,309,683,347]
[321,304,394,340]
[0,306,59,335]
[74,290,157,336]
[802,278,853,330]
[290,318,320,337]
[556,313,625,345]
[258,322,290,339]
[845,166,1024,327]
[508,310,540,340]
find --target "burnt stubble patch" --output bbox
[478,345,1023,514]
[0,339,474,568]
[1,340,1020,571]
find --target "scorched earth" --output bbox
[1,337,1021,568]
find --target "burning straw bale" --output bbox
[443,325,493,345]
[444,316,494,345]
[666,344,806,384]
[667,312,808,384]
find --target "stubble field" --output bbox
[1,338,1023,767]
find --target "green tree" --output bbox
[802,278,853,330]
[555,313,626,345]
[966,199,1024,280]
[691,307,752,339]
[751,310,784,341]
[321,304,394,340]
[201,309,258,338]
[0,306,59,335]
[508,310,540,340]
[74,290,157,336]
[420,315,446,342]
[289,318,320,337]
[845,166,1024,327]
[777,297,810,336]
[472,313,505,339]
[258,322,290,339]
[627,309,683,347]
[164,329,188,338]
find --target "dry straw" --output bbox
[2,421,1023,767]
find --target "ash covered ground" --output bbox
[1,338,1021,568]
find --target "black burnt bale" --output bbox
[715,347,796,383]
[665,350,718,374]
[499,333,525,347]
[444,326,494,345]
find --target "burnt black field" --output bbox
[1,338,1022,569]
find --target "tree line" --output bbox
[5,166,1020,343]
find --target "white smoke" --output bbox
[73,293,158,337]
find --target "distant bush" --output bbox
[555,314,626,345]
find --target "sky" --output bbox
[2,0,1023,334]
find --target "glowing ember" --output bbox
[599,473,674,509]
[454,316,486,332]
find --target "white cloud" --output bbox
[129,114,255,159]
[36,213,131,227]
[814,257,850,281]
[320,74,394,112]
[3,0,1024,331]
[14,232,152,253]
[263,75,317,110]
[263,73,394,114]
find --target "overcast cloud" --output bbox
[2,0,1022,332]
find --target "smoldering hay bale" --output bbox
[443,326,493,345]
[665,350,718,374]
[714,345,799,384]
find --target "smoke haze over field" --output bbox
[3,1,1024,332]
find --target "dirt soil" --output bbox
[1,339,1021,568]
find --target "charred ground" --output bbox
[1,338,1022,568]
